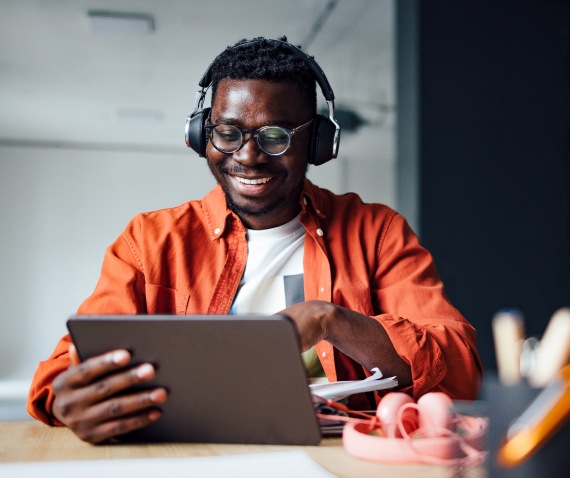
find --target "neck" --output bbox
[234,202,302,230]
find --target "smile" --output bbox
[235,176,274,185]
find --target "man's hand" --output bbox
[279,300,412,388]
[51,345,167,444]
[277,300,334,351]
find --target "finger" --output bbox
[86,387,168,426]
[69,344,80,365]
[53,361,159,421]
[55,350,131,391]
[81,362,158,404]
[77,406,164,444]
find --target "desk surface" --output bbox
[0,421,482,478]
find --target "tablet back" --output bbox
[67,314,321,445]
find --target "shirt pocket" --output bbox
[145,283,190,314]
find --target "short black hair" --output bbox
[209,36,317,112]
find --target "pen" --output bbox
[497,364,570,467]
[528,307,570,388]
[492,309,525,385]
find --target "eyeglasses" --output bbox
[205,118,314,156]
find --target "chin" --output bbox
[226,195,286,219]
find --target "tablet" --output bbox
[67,314,321,445]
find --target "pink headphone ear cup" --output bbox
[417,392,453,435]
[376,392,417,438]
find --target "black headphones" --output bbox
[184,38,341,166]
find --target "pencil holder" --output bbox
[482,374,570,478]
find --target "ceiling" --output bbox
[0,0,395,158]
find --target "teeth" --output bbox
[236,177,272,185]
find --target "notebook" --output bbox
[66,314,321,445]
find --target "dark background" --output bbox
[397,0,570,373]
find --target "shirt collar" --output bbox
[201,179,327,240]
[301,179,327,219]
[202,184,236,240]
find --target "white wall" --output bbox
[0,142,394,419]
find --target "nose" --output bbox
[232,134,269,166]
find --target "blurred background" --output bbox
[1,0,568,419]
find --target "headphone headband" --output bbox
[198,39,335,101]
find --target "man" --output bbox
[27,37,482,444]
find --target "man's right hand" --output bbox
[51,345,168,444]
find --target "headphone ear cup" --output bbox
[309,114,337,166]
[376,392,417,438]
[417,392,453,436]
[185,107,211,157]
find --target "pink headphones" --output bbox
[324,392,487,466]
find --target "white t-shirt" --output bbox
[229,214,305,315]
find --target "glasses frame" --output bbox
[205,118,314,156]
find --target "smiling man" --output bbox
[27,37,482,444]
[206,79,311,229]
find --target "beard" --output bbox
[224,187,289,218]
[208,158,307,220]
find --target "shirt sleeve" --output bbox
[372,213,483,400]
[26,334,72,425]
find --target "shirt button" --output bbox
[214,228,221,235]
[316,228,324,236]
[320,287,325,293]
[322,352,326,358]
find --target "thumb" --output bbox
[68,343,80,365]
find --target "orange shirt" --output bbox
[27,179,482,424]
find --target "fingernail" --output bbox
[150,389,167,403]
[111,350,130,365]
[148,410,161,421]
[136,363,154,379]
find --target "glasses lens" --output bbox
[258,127,290,155]
[211,125,242,153]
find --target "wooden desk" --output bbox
[0,421,482,477]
